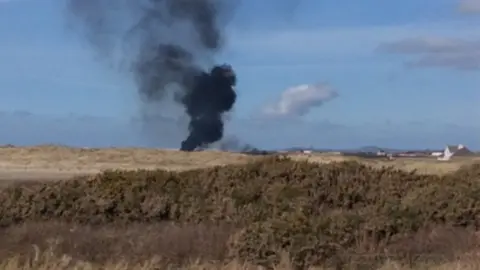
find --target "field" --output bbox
[1,145,480,269]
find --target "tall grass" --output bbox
[2,247,480,270]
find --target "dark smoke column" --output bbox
[180,64,237,151]
[134,44,237,152]
[65,0,239,151]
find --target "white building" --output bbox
[438,144,473,161]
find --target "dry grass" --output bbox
[4,251,480,270]
[1,222,480,270]
[292,153,480,175]
[0,145,477,177]
[0,145,257,174]
[1,146,480,269]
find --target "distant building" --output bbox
[438,144,473,160]
[396,151,430,157]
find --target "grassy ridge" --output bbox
[1,156,480,269]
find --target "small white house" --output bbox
[438,144,473,161]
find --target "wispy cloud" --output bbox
[377,37,480,70]
[375,1,480,71]
[224,19,480,69]
[458,0,480,14]
[260,83,338,119]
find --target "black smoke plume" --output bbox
[66,0,237,151]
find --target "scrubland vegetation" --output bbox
[1,156,480,269]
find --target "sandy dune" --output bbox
[0,145,256,183]
[0,145,478,185]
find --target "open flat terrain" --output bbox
[1,145,480,269]
[292,152,480,174]
[0,145,478,184]
[0,145,257,185]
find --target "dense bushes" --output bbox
[1,156,479,268]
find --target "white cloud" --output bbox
[377,36,480,70]
[459,0,480,14]
[261,83,338,118]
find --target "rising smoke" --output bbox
[66,0,237,151]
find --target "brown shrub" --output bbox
[1,156,480,268]
[451,163,480,180]
[0,221,233,266]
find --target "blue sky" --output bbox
[0,0,479,150]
